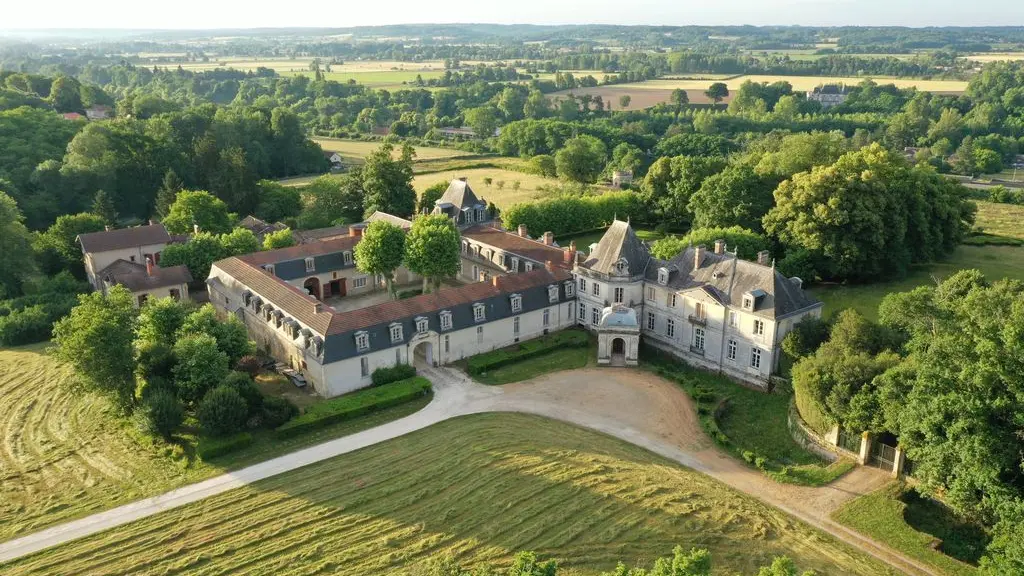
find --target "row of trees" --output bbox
[355,215,461,295]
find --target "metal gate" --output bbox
[838,428,861,454]
[870,441,897,471]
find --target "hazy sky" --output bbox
[3,0,1023,30]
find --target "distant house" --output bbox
[77,223,192,306]
[85,105,113,121]
[612,170,633,189]
[238,215,289,241]
[61,112,85,121]
[805,84,850,109]
[324,151,344,171]
[439,127,477,139]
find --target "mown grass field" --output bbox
[961,52,1024,63]
[3,414,896,576]
[413,167,560,209]
[168,58,450,74]
[313,137,475,161]
[624,75,969,93]
[281,69,446,89]
[0,344,430,542]
[973,200,1024,240]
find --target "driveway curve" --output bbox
[0,365,935,576]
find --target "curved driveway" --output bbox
[0,366,935,575]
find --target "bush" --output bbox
[223,371,263,416]
[501,192,644,237]
[142,389,184,439]
[197,385,249,436]
[781,317,830,359]
[137,340,176,382]
[466,330,589,375]
[261,395,299,428]
[0,305,53,345]
[371,363,417,387]
[235,355,262,377]
[276,376,432,438]
[196,432,253,460]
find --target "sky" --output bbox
[2,0,1023,30]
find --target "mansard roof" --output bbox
[580,220,650,277]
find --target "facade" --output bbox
[99,258,192,307]
[78,223,190,305]
[611,170,633,188]
[805,84,850,108]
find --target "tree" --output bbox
[418,181,448,215]
[136,296,190,347]
[362,143,416,218]
[405,214,461,292]
[529,155,557,178]
[178,304,253,364]
[91,189,118,226]
[172,332,230,404]
[355,220,407,297]
[34,212,105,277]
[523,89,551,120]
[299,173,364,229]
[159,232,226,282]
[49,75,83,113]
[141,389,184,439]
[464,106,500,138]
[688,163,775,231]
[649,226,770,260]
[196,385,248,436]
[670,88,689,120]
[641,155,726,227]
[52,286,137,412]
[262,228,295,250]
[704,82,729,104]
[222,370,263,417]
[219,227,260,256]
[497,87,527,121]
[555,135,608,184]
[618,95,631,109]
[255,180,302,223]
[155,169,184,219]
[607,143,646,178]
[163,190,233,235]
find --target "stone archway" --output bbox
[611,338,626,367]
[303,277,321,300]
[413,341,434,367]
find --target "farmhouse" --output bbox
[78,222,192,306]
[805,84,850,108]
[208,178,820,398]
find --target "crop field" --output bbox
[414,167,559,209]
[961,52,1024,63]
[169,58,450,74]
[619,75,969,93]
[0,344,430,542]
[280,69,446,89]
[549,86,731,110]
[3,414,894,576]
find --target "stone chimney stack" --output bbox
[694,245,706,269]
[145,256,153,276]
[714,239,726,255]
[563,241,577,267]
[757,250,771,266]
[545,260,555,272]
[542,231,554,246]
[517,224,528,238]
[349,224,364,238]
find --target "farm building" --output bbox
[77,223,192,306]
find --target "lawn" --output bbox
[0,343,431,542]
[833,482,985,576]
[463,331,595,386]
[413,166,560,210]
[810,245,1024,320]
[2,414,896,576]
[312,137,475,161]
[973,200,1024,241]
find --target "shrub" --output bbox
[754,456,768,470]
[142,389,184,439]
[372,363,417,387]
[196,432,253,460]
[197,385,249,436]
[0,305,53,345]
[136,340,176,382]
[223,371,263,416]
[261,395,299,428]
[466,330,589,375]
[781,316,830,359]
[742,450,756,463]
[276,377,432,438]
[501,192,644,237]
[235,355,262,377]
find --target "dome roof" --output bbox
[599,305,638,328]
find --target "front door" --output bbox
[332,279,346,297]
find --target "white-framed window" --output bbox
[568,303,574,320]
[511,256,519,272]
[657,268,668,285]
[477,325,484,343]
[525,262,534,272]
[462,241,469,254]
[439,310,453,331]
[305,257,315,273]
[360,356,369,377]
[591,307,600,325]
[647,311,655,330]
[355,331,370,351]
[265,264,275,276]
[693,327,705,351]
[727,339,737,361]
[474,246,481,258]
[513,316,520,336]
[476,207,486,222]
[753,319,765,336]
[743,296,753,310]
[543,308,550,327]
[389,323,403,343]
[694,302,706,320]
[510,293,522,313]
[614,287,624,304]
[353,276,367,288]
[750,347,762,369]
[667,318,675,338]
[473,303,486,322]
[668,293,677,307]
[564,281,575,298]
[578,302,586,321]
[592,282,600,296]
[343,251,353,265]
[646,287,656,302]
[729,311,738,328]
[444,334,450,353]
[472,265,479,280]
[579,277,587,292]
[548,284,559,303]
[415,316,428,334]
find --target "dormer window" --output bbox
[439,310,453,331]
[355,331,369,351]
[473,303,486,322]
[564,280,575,298]
[511,257,519,272]
[343,251,353,265]
[743,296,753,310]
[510,293,522,313]
[415,316,429,334]
[242,290,252,306]
[305,257,315,273]
[657,267,669,285]
[614,258,629,275]
[548,285,559,303]
[462,241,469,254]
[525,262,534,272]
[389,323,404,343]
[265,264,275,276]
[476,207,486,221]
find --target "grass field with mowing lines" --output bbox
[973,200,1024,240]
[313,138,475,161]
[414,167,560,209]
[2,414,896,576]
[0,344,430,542]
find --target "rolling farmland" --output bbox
[2,414,895,576]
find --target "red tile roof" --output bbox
[462,224,572,269]
[212,257,334,334]
[239,236,359,267]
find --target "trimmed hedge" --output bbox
[371,363,416,387]
[276,376,432,438]
[466,330,589,376]
[196,432,253,460]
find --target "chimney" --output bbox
[193,224,200,234]
[563,243,577,266]
[694,245,706,269]
[349,225,364,238]
[517,224,528,238]
[313,302,323,314]
[542,231,554,246]
[491,275,500,287]
[714,239,725,255]
[145,256,153,277]
[757,250,771,266]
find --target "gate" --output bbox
[869,441,897,471]
[837,428,861,454]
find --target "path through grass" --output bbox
[3,414,896,576]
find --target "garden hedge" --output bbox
[371,363,416,387]
[197,432,253,460]
[466,330,589,376]
[276,376,432,438]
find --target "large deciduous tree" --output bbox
[34,212,105,278]
[158,232,227,282]
[298,173,365,229]
[163,189,233,235]
[555,135,608,184]
[688,163,775,232]
[704,82,729,104]
[172,332,230,404]
[0,191,36,298]
[361,142,416,218]
[178,304,253,364]
[641,155,726,227]
[355,220,406,297]
[404,214,461,293]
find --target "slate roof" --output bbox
[436,178,484,211]
[237,215,288,238]
[462,224,571,269]
[78,224,171,253]
[365,211,413,229]
[239,236,359,267]
[580,220,651,277]
[291,225,353,244]
[212,257,334,334]
[645,246,820,319]
[99,259,192,292]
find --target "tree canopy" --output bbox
[354,220,406,297]
[404,214,461,292]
